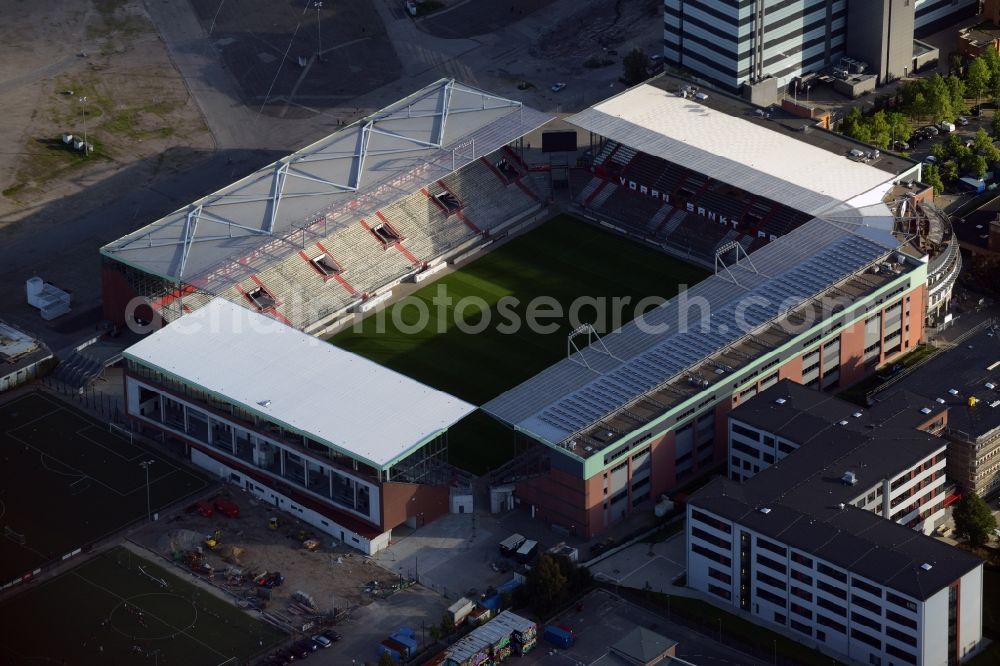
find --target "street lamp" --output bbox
[314,2,323,62]
[78,96,89,155]
[717,617,722,643]
[139,460,155,522]
[773,638,778,665]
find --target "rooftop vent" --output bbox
[775,398,787,405]
[991,400,1000,408]
[920,563,933,571]
[936,398,946,404]
[852,412,863,418]
[987,360,1000,371]
[920,407,932,414]
[841,471,858,486]
[838,503,846,510]
[987,382,997,390]
[839,420,849,426]
[759,507,772,515]
[949,389,960,395]
[257,400,272,408]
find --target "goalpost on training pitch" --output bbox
[108,422,134,446]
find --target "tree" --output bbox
[379,650,396,666]
[869,110,892,149]
[946,75,967,115]
[440,612,456,637]
[529,554,568,611]
[923,163,945,194]
[925,74,953,122]
[940,160,959,182]
[886,112,912,145]
[972,154,990,179]
[966,55,991,106]
[953,493,998,547]
[622,48,651,86]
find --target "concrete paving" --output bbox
[589,532,688,594]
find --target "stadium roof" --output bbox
[565,84,898,215]
[122,298,475,469]
[101,79,552,288]
[482,206,904,450]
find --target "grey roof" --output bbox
[873,325,1000,442]
[691,476,980,601]
[610,626,677,663]
[482,206,902,448]
[101,79,552,290]
[730,381,946,505]
[732,379,948,443]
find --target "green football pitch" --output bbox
[0,546,286,665]
[331,215,708,473]
[0,392,211,585]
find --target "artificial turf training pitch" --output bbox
[0,392,211,585]
[331,214,708,473]
[0,546,286,665]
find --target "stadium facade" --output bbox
[123,299,475,554]
[100,79,552,333]
[482,83,930,539]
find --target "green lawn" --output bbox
[0,547,286,665]
[0,392,211,583]
[331,215,708,473]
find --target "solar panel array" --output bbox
[484,211,902,446]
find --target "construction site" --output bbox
[130,489,407,632]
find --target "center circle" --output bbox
[107,593,198,641]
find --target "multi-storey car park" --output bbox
[872,325,1000,500]
[686,440,983,666]
[726,380,951,533]
[100,79,552,333]
[123,298,475,554]
[482,82,929,538]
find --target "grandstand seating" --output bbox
[377,194,476,262]
[165,149,546,329]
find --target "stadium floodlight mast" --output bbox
[78,96,89,156]
[139,460,155,522]
[314,2,323,62]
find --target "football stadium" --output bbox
[105,76,957,546]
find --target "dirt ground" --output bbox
[131,490,403,621]
[0,0,212,226]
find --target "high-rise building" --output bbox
[663,0,975,94]
[663,0,851,92]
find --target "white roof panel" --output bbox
[123,299,475,468]
[567,84,896,216]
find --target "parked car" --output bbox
[551,82,566,92]
[956,116,970,126]
[892,140,910,151]
[321,629,343,642]
[311,635,332,649]
[694,91,709,101]
[292,640,316,658]
[924,155,937,164]
[938,121,956,133]
[926,125,939,136]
